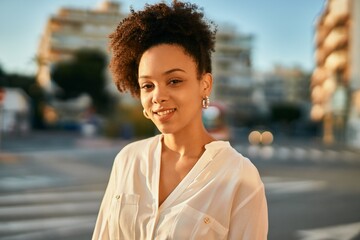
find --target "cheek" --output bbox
[186,85,201,98]
[140,94,149,108]
[179,91,202,107]
[140,94,146,107]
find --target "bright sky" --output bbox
[0,0,324,75]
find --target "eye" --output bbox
[140,83,154,90]
[169,79,182,85]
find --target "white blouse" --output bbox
[92,135,268,240]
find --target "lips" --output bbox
[152,108,176,121]
[154,108,176,116]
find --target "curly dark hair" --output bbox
[109,0,217,97]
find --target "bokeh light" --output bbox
[261,131,274,145]
[248,131,261,145]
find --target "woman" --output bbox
[93,1,268,239]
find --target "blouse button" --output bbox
[115,195,120,199]
[203,217,211,224]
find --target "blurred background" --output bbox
[0,0,359,239]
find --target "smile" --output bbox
[155,108,176,116]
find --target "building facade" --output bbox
[348,0,360,147]
[262,65,311,105]
[212,25,254,104]
[37,1,126,93]
[212,25,257,125]
[311,0,360,147]
[36,1,129,128]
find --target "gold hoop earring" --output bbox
[202,96,210,109]
[143,109,150,119]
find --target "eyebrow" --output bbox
[139,68,186,79]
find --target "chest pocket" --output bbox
[170,205,228,240]
[108,193,140,240]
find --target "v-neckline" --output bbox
[153,135,227,210]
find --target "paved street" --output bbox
[0,131,360,239]
[253,155,360,240]
[235,140,360,240]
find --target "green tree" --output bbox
[0,65,5,79]
[0,66,46,129]
[51,49,114,115]
[270,102,301,123]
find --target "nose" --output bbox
[152,86,168,104]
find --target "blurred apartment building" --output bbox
[262,65,310,105]
[37,0,125,94]
[213,24,254,103]
[36,1,126,127]
[212,25,258,124]
[213,25,312,130]
[247,64,314,139]
[312,0,360,147]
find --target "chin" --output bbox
[157,128,175,135]
[155,125,180,135]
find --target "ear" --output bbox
[201,73,213,96]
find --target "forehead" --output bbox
[138,44,197,76]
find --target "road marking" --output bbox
[309,148,323,161]
[0,175,59,190]
[0,202,100,218]
[0,190,103,205]
[0,220,94,240]
[18,147,121,160]
[234,144,360,165]
[297,222,360,240]
[247,145,261,158]
[0,188,104,238]
[278,146,291,161]
[0,216,95,235]
[260,146,274,160]
[263,177,327,195]
[293,147,307,161]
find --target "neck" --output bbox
[162,125,214,158]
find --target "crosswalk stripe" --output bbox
[309,148,323,160]
[0,215,95,235]
[262,177,327,195]
[0,187,103,239]
[264,180,327,195]
[0,202,100,218]
[234,144,360,164]
[293,147,307,161]
[0,191,103,205]
[1,220,95,240]
[297,221,360,240]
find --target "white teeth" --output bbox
[156,109,175,116]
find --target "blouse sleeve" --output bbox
[92,154,119,240]
[228,159,268,240]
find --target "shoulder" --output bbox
[215,142,263,186]
[214,143,254,169]
[207,143,265,211]
[114,134,160,162]
[218,144,266,207]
